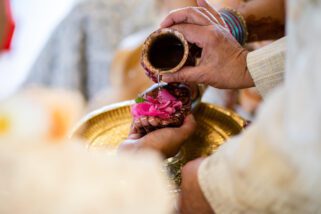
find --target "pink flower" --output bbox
[131,89,182,120]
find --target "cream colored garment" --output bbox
[0,141,174,214]
[247,38,286,97]
[198,0,321,213]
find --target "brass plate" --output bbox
[72,100,246,184]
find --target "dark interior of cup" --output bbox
[147,34,185,71]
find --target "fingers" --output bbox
[197,0,227,28]
[136,116,160,128]
[143,114,196,158]
[142,114,197,150]
[127,115,197,158]
[140,116,149,127]
[160,7,216,29]
[129,116,161,136]
[161,120,170,126]
[148,117,160,127]
[177,114,197,139]
[132,118,142,133]
[160,3,226,29]
[132,114,196,135]
[169,24,206,48]
[196,6,220,25]
[128,121,142,139]
[127,116,160,142]
[162,66,202,84]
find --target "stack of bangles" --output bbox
[219,8,248,46]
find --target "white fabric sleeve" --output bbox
[247,38,286,98]
[198,35,321,213]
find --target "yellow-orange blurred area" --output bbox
[0,88,85,143]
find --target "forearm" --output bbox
[237,0,286,42]
[180,158,214,214]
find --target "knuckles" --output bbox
[207,26,221,45]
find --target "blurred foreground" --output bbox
[0,88,174,214]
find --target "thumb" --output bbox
[162,66,201,83]
[170,24,206,48]
[140,114,197,158]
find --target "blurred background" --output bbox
[0,1,272,212]
[0,0,78,99]
[0,0,266,144]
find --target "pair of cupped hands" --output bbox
[120,0,254,213]
[121,0,253,157]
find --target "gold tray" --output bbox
[72,101,246,184]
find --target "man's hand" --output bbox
[160,0,254,89]
[180,158,214,214]
[119,115,196,158]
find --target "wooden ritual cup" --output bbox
[141,28,202,80]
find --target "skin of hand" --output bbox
[120,115,214,213]
[179,158,214,214]
[119,114,196,158]
[160,0,254,89]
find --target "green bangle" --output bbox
[219,8,248,45]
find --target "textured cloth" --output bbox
[24,0,157,100]
[247,37,286,97]
[198,1,321,213]
[0,141,174,214]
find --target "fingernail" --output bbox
[161,120,169,126]
[148,117,159,126]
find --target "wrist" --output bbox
[241,50,255,88]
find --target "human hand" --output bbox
[160,0,254,89]
[119,114,196,158]
[160,0,227,28]
[179,158,214,214]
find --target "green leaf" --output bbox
[135,97,145,103]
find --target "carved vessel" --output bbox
[141,28,202,81]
